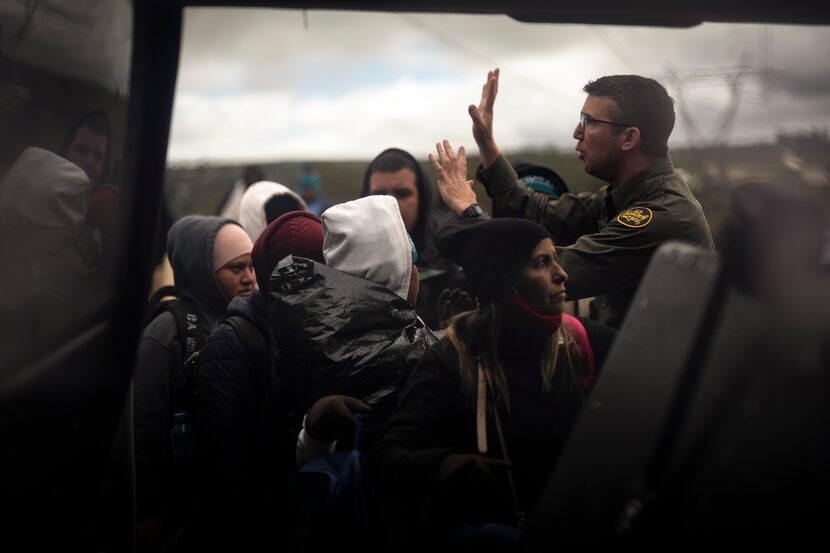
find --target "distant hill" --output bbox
[165,132,830,241]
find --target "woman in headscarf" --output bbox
[133,215,254,550]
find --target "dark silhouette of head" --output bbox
[60,110,111,188]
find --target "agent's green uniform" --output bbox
[477,154,714,328]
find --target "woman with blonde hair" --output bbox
[372,216,616,549]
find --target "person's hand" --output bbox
[432,453,514,525]
[469,68,501,168]
[304,395,370,443]
[435,453,509,487]
[437,287,478,329]
[429,139,477,215]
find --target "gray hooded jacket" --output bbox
[133,215,238,517]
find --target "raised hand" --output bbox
[469,68,501,168]
[429,139,478,215]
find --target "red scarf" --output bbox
[506,293,562,335]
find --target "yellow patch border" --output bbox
[616,207,653,228]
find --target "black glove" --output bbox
[304,395,371,443]
[437,287,478,329]
[431,453,514,527]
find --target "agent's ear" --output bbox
[620,127,641,152]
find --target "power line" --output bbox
[396,13,571,101]
[663,58,777,146]
[593,27,638,71]
[682,82,818,127]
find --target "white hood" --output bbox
[322,195,412,300]
[0,147,90,227]
[238,180,308,242]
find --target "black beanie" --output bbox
[434,217,552,303]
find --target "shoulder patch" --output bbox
[616,207,653,228]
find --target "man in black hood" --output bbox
[361,148,465,328]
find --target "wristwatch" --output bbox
[460,203,488,219]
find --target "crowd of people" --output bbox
[123,69,726,552]
[4,53,825,548]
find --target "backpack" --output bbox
[561,314,597,390]
[145,286,271,432]
[291,419,375,550]
[146,286,207,431]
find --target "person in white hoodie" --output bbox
[0,147,101,366]
[266,196,439,464]
[264,195,438,550]
[238,180,307,242]
[322,194,420,304]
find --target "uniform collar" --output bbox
[608,157,675,214]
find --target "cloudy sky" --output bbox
[166,7,830,164]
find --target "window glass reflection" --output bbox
[0,0,131,367]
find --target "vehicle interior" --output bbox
[0,0,828,550]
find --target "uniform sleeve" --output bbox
[476,154,602,245]
[370,343,457,496]
[556,205,678,301]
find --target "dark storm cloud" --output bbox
[764,71,830,99]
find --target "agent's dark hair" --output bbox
[59,109,111,186]
[583,75,674,158]
[360,148,433,254]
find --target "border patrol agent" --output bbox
[430,70,714,328]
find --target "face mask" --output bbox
[506,293,562,335]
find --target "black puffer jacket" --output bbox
[194,291,295,551]
[269,256,441,437]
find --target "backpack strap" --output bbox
[477,357,526,529]
[145,290,206,416]
[562,314,596,390]
[145,285,179,326]
[165,297,206,361]
[145,284,206,363]
[164,298,207,416]
[148,285,178,309]
[476,363,488,454]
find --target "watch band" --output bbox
[460,203,487,219]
